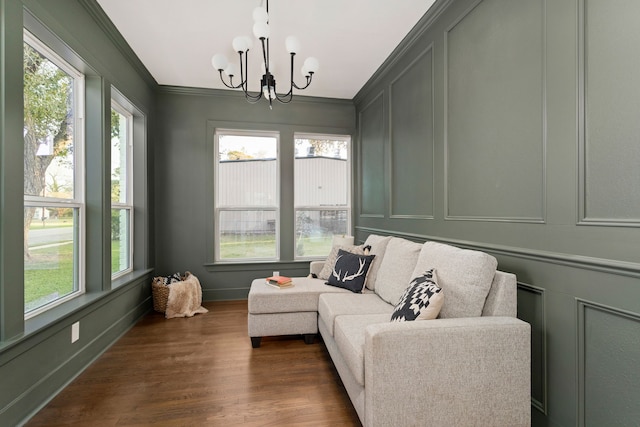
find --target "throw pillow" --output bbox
[318,244,365,280]
[390,269,443,322]
[363,235,392,290]
[158,272,182,286]
[326,249,375,293]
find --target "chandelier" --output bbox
[211,0,319,109]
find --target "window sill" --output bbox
[0,268,153,353]
[204,259,313,273]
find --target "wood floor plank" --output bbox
[26,300,361,426]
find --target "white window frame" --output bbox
[23,30,86,318]
[293,133,352,260]
[110,100,134,278]
[214,129,280,262]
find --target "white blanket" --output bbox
[165,273,208,319]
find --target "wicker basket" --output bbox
[151,277,171,313]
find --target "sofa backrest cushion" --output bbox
[363,235,392,290]
[374,237,423,305]
[318,244,365,280]
[482,271,517,317]
[411,242,497,318]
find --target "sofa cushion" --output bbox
[318,293,394,336]
[318,244,366,280]
[326,250,376,293]
[334,313,391,386]
[411,242,497,318]
[390,269,443,322]
[248,278,351,314]
[363,235,392,290]
[374,237,423,305]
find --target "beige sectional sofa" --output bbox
[248,235,531,427]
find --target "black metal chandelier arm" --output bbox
[274,91,294,104]
[218,70,244,89]
[237,50,262,102]
[238,51,248,92]
[292,74,313,90]
[211,0,317,108]
[244,91,264,103]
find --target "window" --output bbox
[214,130,279,261]
[294,134,351,258]
[23,31,85,317]
[111,101,133,277]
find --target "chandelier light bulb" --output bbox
[262,86,276,100]
[243,36,254,51]
[253,22,270,40]
[301,65,309,78]
[303,57,319,74]
[224,63,238,78]
[285,36,301,54]
[252,6,268,23]
[211,54,228,71]
[232,36,249,53]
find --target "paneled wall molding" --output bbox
[358,91,386,218]
[517,282,547,414]
[577,0,640,227]
[355,226,640,279]
[388,45,435,220]
[354,0,452,105]
[443,0,547,224]
[576,299,640,425]
[445,215,546,224]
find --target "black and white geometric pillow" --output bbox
[390,269,444,322]
[159,272,183,286]
[326,249,375,293]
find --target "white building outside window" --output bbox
[214,130,279,261]
[294,134,351,259]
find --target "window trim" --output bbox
[110,100,134,279]
[213,129,280,262]
[23,30,86,319]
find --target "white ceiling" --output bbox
[96,0,436,99]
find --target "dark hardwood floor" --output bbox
[26,300,361,426]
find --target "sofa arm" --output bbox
[309,260,325,276]
[364,316,530,427]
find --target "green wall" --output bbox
[155,87,355,300]
[3,0,639,425]
[0,1,156,425]
[354,0,640,425]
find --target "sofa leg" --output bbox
[303,334,315,345]
[251,337,262,348]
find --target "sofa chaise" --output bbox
[247,234,531,427]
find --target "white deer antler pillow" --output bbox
[325,249,375,293]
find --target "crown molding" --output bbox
[78,0,157,89]
[157,85,354,107]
